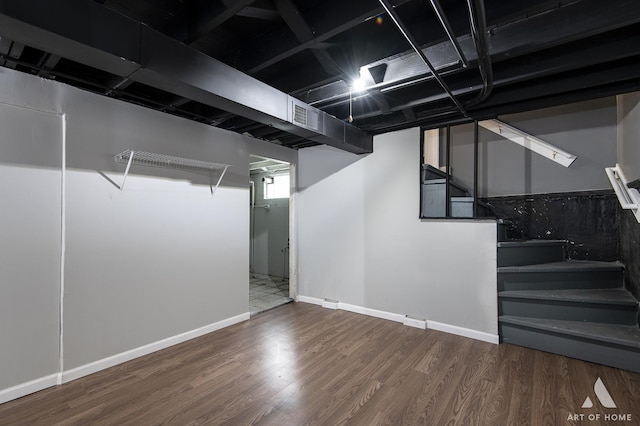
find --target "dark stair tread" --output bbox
[498,288,638,306]
[499,316,640,349]
[497,239,566,248]
[498,260,624,273]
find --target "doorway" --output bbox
[249,155,292,315]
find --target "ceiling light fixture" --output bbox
[352,77,367,92]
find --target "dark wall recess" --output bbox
[484,191,620,262]
[620,210,640,300]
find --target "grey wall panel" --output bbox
[297,146,366,305]
[450,97,617,197]
[297,130,498,336]
[0,68,299,386]
[0,104,61,390]
[61,86,250,370]
[617,92,640,182]
[617,91,640,300]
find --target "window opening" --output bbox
[264,173,290,199]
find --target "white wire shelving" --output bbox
[114,149,231,196]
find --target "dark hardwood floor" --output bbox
[1,302,639,425]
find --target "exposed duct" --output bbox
[0,0,372,154]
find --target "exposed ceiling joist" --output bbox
[0,0,372,154]
[188,0,257,45]
[274,0,342,75]
[302,0,640,110]
[0,0,638,147]
[240,0,413,74]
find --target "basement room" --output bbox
[1,0,639,424]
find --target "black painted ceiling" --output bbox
[1,0,639,150]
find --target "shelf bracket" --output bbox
[605,164,640,223]
[120,150,135,191]
[114,149,231,198]
[210,165,229,197]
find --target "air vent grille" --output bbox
[294,104,307,126]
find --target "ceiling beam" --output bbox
[188,0,256,45]
[36,52,60,77]
[300,0,640,109]
[273,0,341,76]
[0,37,22,69]
[237,0,413,74]
[346,24,640,122]
[237,7,280,21]
[0,0,372,154]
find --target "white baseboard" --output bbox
[0,313,250,405]
[339,302,405,323]
[62,312,250,383]
[297,296,498,344]
[427,320,499,344]
[0,373,59,405]
[322,299,339,310]
[403,316,427,330]
[296,295,323,305]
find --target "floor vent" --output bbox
[403,315,427,329]
[322,298,339,310]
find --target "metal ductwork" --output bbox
[0,0,372,154]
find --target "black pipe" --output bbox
[465,0,493,107]
[378,0,468,117]
[428,0,467,67]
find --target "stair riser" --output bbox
[499,323,640,373]
[498,271,623,291]
[499,299,638,325]
[498,245,564,267]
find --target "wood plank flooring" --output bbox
[1,302,639,425]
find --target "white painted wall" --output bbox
[298,128,497,335]
[0,104,62,393]
[298,146,366,305]
[0,68,297,400]
[61,86,252,370]
[450,97,617,197]
[617,92,640,181]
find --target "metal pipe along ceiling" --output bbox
[464,0,493,107]
[378,0,469,117]
[377,0,493,119]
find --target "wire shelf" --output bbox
[114,150,230,174]
[113,149,231,195]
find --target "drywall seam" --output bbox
[289,163,298,299]
[297,297,499,344]
[61,312,250,383]
[58,113,66,385]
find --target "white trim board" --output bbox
[63,312,250,383]
[296,296,498,344]
[0,312,250,404]
[0,374,59,405]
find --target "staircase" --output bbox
[421,165,474,217]
[498,239,640,373]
